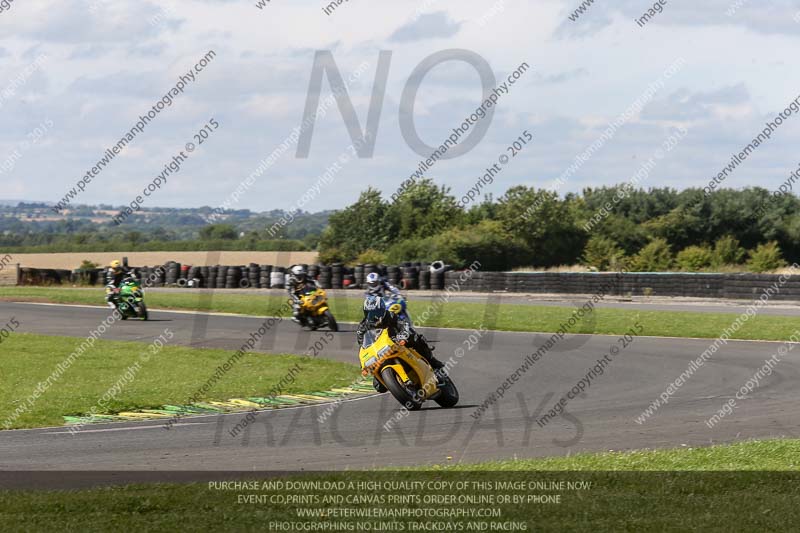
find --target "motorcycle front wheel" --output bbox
[380,367,423,411]
[137,301,149,321]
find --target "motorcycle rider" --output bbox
[286,264,320,324]
[365,272,401,298]
[364,272,409,320]
[356,296,446,393]
[105,260,131,310]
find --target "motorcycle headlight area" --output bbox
[363,356,378,369]
[378,346,391,357]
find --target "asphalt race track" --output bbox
[2,301,800,487]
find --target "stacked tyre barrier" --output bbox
[430,261,446,290]
[419,264,431,290]
[386,265,400,286]
[16,263,800,301]
[165,262,180,285]
[400,265,418,290]
[330,263,343,289]
[353,264,364,287]
[318,265,331,289]
[207,266,217,289]
[260,265,272,288]
[271,267,286,289]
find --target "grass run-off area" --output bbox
[1,440,799,531]
[3,286,800,341]
[0,332,359,429]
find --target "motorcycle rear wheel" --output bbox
[380,367,423,411]
[324,310,338,332]
[434,375,459,408]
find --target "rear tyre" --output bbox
[434,375,459,408]
[380,367,423,411]
[324,310,338,332]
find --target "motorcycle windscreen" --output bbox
[361,328,383,349]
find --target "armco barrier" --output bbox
[13,263,800,301]
[445,271,800,301]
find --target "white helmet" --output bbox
[366,272,381,294]
[291,265,307,281]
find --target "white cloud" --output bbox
[1,0,798,210]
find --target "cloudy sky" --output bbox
[2,0,800,212]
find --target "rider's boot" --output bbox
[428,356,449,384]
[414,334,448,384]
[291,306,302,324]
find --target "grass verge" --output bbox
[430,438,800,471]
[2,286,800,341]
[1,332,359,429]
[1,440,798,531]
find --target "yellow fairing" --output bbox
[358,329,438,399]
[300,288,329,316]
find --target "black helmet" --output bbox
[363,296,387,328]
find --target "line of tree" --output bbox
[317,180,798,272]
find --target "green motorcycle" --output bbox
[112,276,149,320]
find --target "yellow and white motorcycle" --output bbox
[358,328,458,410]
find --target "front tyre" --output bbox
[434,375,459,408]
[380,367,423,411]
[137,301,149,321]
[324,310,338,332]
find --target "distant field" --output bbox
[0,269,14,286]
[0,251,317,270]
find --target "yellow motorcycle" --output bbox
[359,328,458,410]
[298,288,338,331]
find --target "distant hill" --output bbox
[0,202,332,252]
[0,199,52,207]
